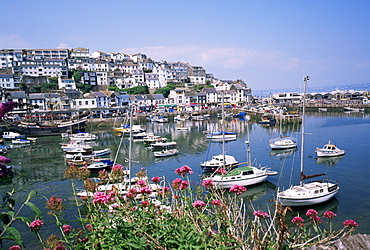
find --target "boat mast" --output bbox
[221,91,225,166]
[300,76,310,186]
[128,105,133,189]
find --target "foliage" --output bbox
[153,83,177,98]
[108,85,149,95]
[1,164,360,249]
[34,83,58,93]
[76,83,92,94]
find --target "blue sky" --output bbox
[1,0,369,91]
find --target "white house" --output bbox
[58,76,77,89]
[0,74,15,89]
[73,97,97,110]
[145,73,162,89]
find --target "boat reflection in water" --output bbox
[315,155,345,167]
[223,181,277,201]
[269,148,298,158]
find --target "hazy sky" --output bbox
[1,0,369,91]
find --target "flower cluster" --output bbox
[216,168,227,175]
[29,219,44,231]
[46,196,65,215]
[229,185,246,195]
[202,179,214,189]
[175,165,194,176]
[64,165,90,181]
[172,178,190,190]
[323,211,337,220]
[253,210,269,219]
[291,216,305,226]
[93,191,116,205]
[343,219,359,228]
[0,156,11,163]
[151,176,161,183]
[63,224,73,234]
[192,200,206,209]
[0,101,15,118]
[139,186,153,195]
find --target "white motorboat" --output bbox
[154,148,178,158]
[11,138,31,144]
[200,154,238,171]
[150,141,177,150]
[269,136,298,149]
[315,141,345,157]
[61,141,92,151]
[277,76,339,207]
[69,132,97,141]
[205,131,237,141]
[3,131,26,140]
[343,107,364,112]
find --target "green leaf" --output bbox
[4,226,23,246]
[27,190,38,200]
[8,199,15,211]
[25,202,43,219]
[16,216,31,225]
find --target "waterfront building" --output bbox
[0,74,15,89]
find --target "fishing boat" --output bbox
[3,131,26,140]
[203,122,277,188]
[315,141,345,157]
[14,119,87,137]
[277,76,339,207]
[154,148,179,158]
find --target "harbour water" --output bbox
[1,111,370,247]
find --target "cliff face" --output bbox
[304,234,370,250]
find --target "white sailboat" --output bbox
[277,76,339,207]
[203,120,278,188]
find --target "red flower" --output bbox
[202,179,214,189]
[9,245,21,250]
[253,210,269,219]
[306,209,318,218]
[211,200,221,206]
[151,176,161,183]
[291,216,304,224]
[63,224,72,234]
[229,185,246,195]
[323,211,337,220]
[343,219,359,228]
[174,165,194,176]
[141,200,149,207]
[192,200,206,209]
[29,219,44,231]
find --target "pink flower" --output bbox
[86,224,93,231]
[306,209,318,218]
[343,219,359,228]
[159,186,170,195]
[136,180,147,187]
[141,200,149,207]
[151,176,161,183]
[192,200,206,209]
[211,200,221,206]
[0,156,11,163]
[253,210,269,219]
[172,178,189,190]
[9,245,21,250]
[202,179,214,189]
[139,186,153,195]
[111,164,124,171]
[216,168,227,175]
[63,224,72,234]
[93,191,115,204]
[175,165,194,176]
[29,219,44,231]
[312,216,323,224]
[323,211,337,220]
[229,185,246,195]
[179,180,189,190]
[291,216,305,224]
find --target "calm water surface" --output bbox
[1,111,370,248]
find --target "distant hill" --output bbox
[253,83,370,97]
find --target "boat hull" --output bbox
[212,175,268,188]
[14,120,87,137]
